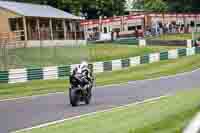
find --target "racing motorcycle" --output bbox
[69,73,93,107]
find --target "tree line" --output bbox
[143,0,200,12]
[6,0,125,19]
[5,0,200,18]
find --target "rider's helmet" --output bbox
[76,61,88,73]
[80,61,88,69]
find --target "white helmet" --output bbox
[80,61,88,69]
[76,61,88,73]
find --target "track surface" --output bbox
[1,70,200,133]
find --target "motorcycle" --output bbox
[69,73,93,107]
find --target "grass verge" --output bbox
[19,89,200,133]
[1,55,200,100]
[146,33,192,40]
[0,44,179,70]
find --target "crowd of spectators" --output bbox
[145,22,188,37]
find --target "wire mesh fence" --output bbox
[0,31,26,71]
[0,31,90,71]
[0,45,91,71]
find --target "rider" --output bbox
[72,61,93,90]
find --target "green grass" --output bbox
[89,44,179,62]
[146,33,192,40]
[0,44,179,70]
[1,54,200,100]
[20,89,200,133]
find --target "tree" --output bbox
[7,0,126,19]
[144,0,168,12]
[7,0,200,16]
[165,0,193,12]
[133,0,144,10]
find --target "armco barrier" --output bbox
[58,65,71,78]
[140,54,149,64]
[160,51,169,60]
[146,40,187,46]
[140,39,192,48]
[103,61,112,71]
[114,38,139,45]
[0,71,8,83]
[0,47,199,84]
[121,58,130,68]
[196,47,200,54]
[178,48,187,57]
[27,68,43,81]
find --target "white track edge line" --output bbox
[12,95,170,133]
[184,112,200,133]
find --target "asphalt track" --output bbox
[1,69,200,133]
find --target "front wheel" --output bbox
[85,94,91,105]
[69,88,78,107]
[85,87,92,105]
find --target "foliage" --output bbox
[144,0,168,12]
[165,0,198,12]
[137,0,200,12]
[6,0,200,18]
[7,0,126,18]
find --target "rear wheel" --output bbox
[69,88,78,107]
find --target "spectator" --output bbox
[135,29,139,38]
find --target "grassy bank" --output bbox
[0,44,179,70]
[1,54,200,100]
[146,33,192,40]
[19,89,200,133]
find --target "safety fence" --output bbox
[139,39,193,48]
[92,37,192,47]
[113,37,139,45]
[146,40,187,46]
[0,47,199,84]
